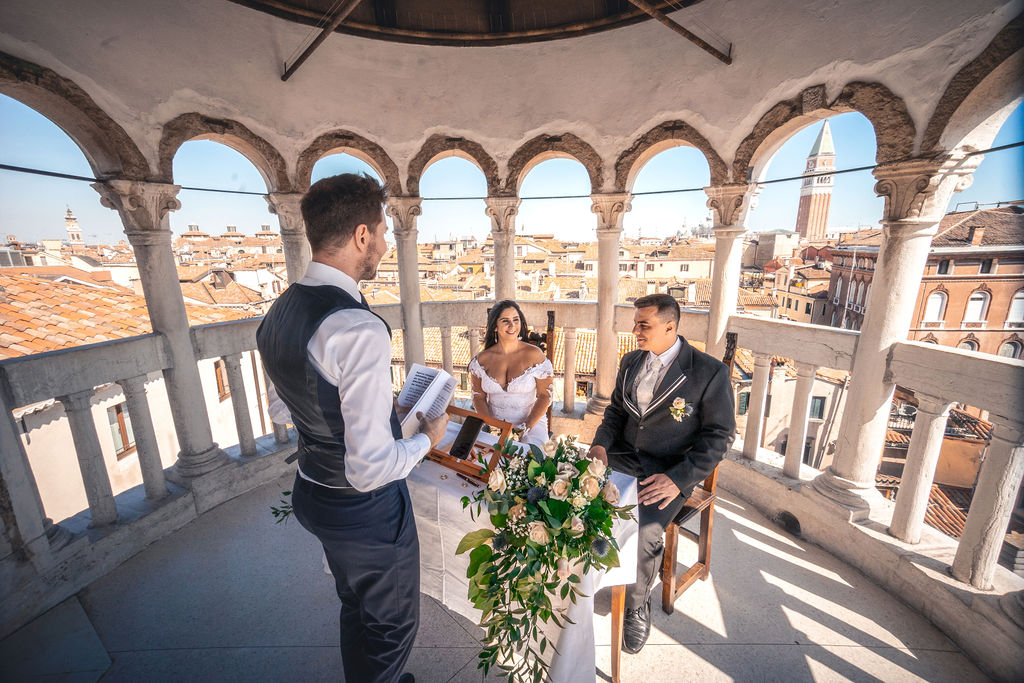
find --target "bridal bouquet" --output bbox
[458,435,634,682]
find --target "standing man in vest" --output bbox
[257,174,448,683]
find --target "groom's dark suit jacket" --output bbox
[592,335,736,495]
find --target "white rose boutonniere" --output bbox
[670,396,694,422]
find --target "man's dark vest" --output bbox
[256,283,402,488]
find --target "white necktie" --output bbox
[635,354,660,415]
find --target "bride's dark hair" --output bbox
[484,300,530,349]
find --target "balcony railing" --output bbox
[2,300,1022,677]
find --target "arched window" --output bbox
[834,278,843,300]
[998,341,1022,358]
[857,281,866,305]
[923,291,946,321]
[937,259,951,275]
[1008,291,1024,323]
[957,339,978,351]
[964,291,990,321]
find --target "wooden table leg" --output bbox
[611,584,625,683]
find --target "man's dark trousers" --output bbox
[291,474,419,683]
[610,456,687,608]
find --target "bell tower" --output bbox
[65,207,84,244]
[794,120,835,242]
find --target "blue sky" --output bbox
[1,93,1021,244]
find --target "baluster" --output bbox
[223,353,257,457]
[469,327,482,359]
[562,327,577,413]
[116,375,168,500]
[783,362,818,478]
[742,353,772,459]
[952,421,1024,589]
[58,390,118,526]
[273,422,290,444]
[440,326,454,377]
[888,395,951,543]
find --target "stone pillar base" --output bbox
[43,519,73,552]
[168,443,228,484]
[807,467,887,522]
[585,395,610,416]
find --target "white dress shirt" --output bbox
[647,337,682,391]
[267,261,430,491]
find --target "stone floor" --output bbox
[2,471,990,682]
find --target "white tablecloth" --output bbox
[408,425,638,683]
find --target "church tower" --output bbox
[64,207,84,244]
[794,120,835,242]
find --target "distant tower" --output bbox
[794,120,835,242]
[65,207,84,244]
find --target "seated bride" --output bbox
[469,300,553,446]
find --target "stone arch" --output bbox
[296,130,402,193]
[732,83,914,183]
[614,120,728,191]
[406,134,500,196]
[504,133,603,195]
[921,333,939,344]
[0,51,150,180]
[158,113,291,192]
[922,14,1024,154]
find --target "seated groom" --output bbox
[588,293,735,654]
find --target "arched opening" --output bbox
[624,146,713,245]
[309,151,393,252]
[0,94,124,244]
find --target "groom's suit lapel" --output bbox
[622,352,645,420]
[644,336,692,417]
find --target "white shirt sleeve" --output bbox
[307,310,430,491]
[265,377,292,425]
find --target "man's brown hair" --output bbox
[300,173,387,253]
[634,293,680,326]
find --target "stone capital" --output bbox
[385,196,423,239]
[794,361,818,379]
[264,192,305,233]
[590,192,632,230]
[58,389,94,413]
[484,196,521,236]
[92,180,180,242]
[705,183,754,227]
[872,155,980,224]
[116,375,148,400]
[914,394,953,418]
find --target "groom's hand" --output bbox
[417,411,449,450]
[588,445,608,466]
[639,473,681,510]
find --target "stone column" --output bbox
[811,157,978,517]
[704,184,753,359]
[485,196,521,301]
[93,180,226,480]
[952,422,1024,589]
[587,193,631,415]
[223,353,257,458]
[469,327,483,359]
[783,362,818,478]
[58,390,118,526]
[742,353,772,459]
[265,192,309,283]
[116,375,168,500]
[386,196,425,370]
[888,395,952,543]
[562,327,578,414]
[440,326,454,377]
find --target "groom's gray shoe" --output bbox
[622,598,651,654]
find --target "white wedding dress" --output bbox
[468,357,554,446]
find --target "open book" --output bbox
[397,363,457,439]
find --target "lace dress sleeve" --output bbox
[530,358,554,379]
[467,357,485,379]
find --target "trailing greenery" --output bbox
[458,436,634,682]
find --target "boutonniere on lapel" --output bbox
[670,397,694,421]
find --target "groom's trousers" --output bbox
[291,473,420,683]
[609,456,687,610]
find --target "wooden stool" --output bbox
[661,466,719,614]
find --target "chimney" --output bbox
[968,225,985,246]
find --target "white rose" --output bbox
[541,439,558,457]
[555,461,577,481]
[570,492,588,510]
[528,521,550,545]
[487,468,506,494]
[549,478,570,501]
[586,458,607,478]
[602,480,621,506]
[508,456,524,471]
[569,515,585,536]
[580,474,601,500]
[672,397,687,410]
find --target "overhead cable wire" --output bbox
[1,141,1020,201]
